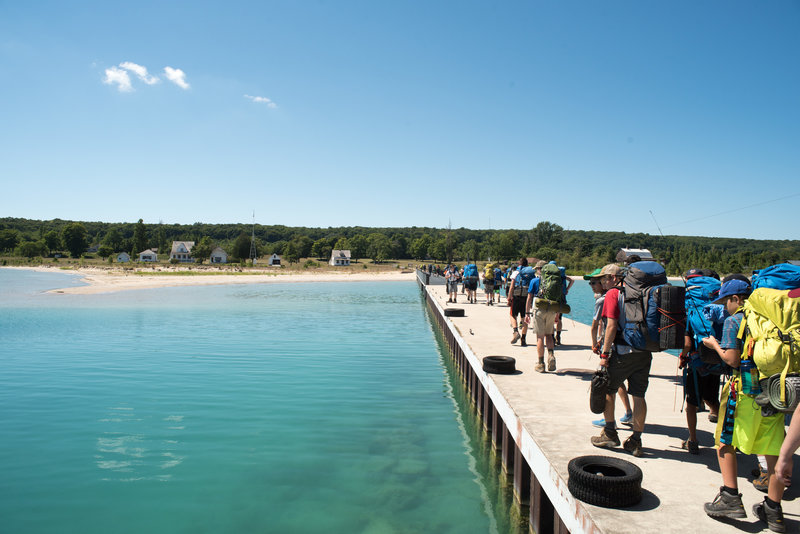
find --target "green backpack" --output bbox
[538,263,564,303]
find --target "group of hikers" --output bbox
[436,257,800,532]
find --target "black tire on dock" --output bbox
[444,308,465,317]
[568,455,642,508]
[482,356,516,374]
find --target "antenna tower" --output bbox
[249,210,258,264]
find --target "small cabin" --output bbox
[116,252,131,263]
[616,248,654,264]
[210,247,228,264]
[268,253,282,266]
[329,249,351,266]
[138,249,158,262]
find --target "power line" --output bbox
[661,191,800,230]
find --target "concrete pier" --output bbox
[419,273,800,534]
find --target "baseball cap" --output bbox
[583,268,602,280]
[712,279,752,304]
[599,264,623,278]
[685,268,704,279]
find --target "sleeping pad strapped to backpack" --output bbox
[619,261,686,352]
[685,276,729,374]
[738,264,800,407]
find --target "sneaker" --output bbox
[534,361,545,373]
[752,469,769,493]
[520,339,527,347]
[681,439,699,455]
[753,499,786,532]
[591,418,607,428]
[510,331,520,344]
[704,488,746,519]
[623,436,643,457]
[708,413,718,423]
[547,354,556,372]
[619,411,633,425]
[590,429,620,449]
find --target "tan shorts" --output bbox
[533,307,558,336]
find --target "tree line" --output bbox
[1,217,798,275]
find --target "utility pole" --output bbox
[249,210,258,265]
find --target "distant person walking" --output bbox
[445,264,460,303]
[507,258,535,346]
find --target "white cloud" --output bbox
[244,94,278,108]
[120,61,159,85]
[163,67,190,89]
[103,66,133,92]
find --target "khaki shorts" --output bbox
[533,307,558,336]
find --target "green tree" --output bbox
[232,233,251,261]
[132,219,148,254]
[349,234,367,262]
[531,221,563,250]
[102,227,124,252]
[429,238,447,262]
[192,236,214,264]
[367,233,392,263]
[333,237,351,251]
[312,238,333,260]
[409,234,432,260]
[0,229,21,251]
[62,222,88,258]
[292,235,313,258]
[43,230,61,252]
[18,240,48,258]
[283,241,300,264]
[97,244,114,259]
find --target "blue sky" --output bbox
[1,1,798,240]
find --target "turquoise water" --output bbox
[0,270,533,534]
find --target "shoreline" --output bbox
[3,265,417,295]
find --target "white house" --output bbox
[616,248,654,263]
[138,249,158,262]
[116,252,131,263]
[170,241,195,263]
[210,247,228,264]
[329,249,351,266]
[267,253,282,266]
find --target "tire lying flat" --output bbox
[568,455,642,508]
[482,356,516,374]
[444,308,465,317]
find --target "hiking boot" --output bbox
[752,468,769,493]
[753,499,786,532]
[547,354,556,372]
[619,411,633,425]
[708,412,718,423]
[510,331,520,344]
[704,488,746,519]
[520,339,527,347]
[591,429,620,449]
[681,439,699,455]
[534,361,545,373]
[623,436,643,457]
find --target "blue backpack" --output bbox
[513,266,536,296]
[619,261,686,351]
[684,276,729,374]
[752,263,800,290]
[463,263,478,279]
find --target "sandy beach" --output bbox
[5,266,417,295]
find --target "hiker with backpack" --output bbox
[482,263,496,305]
[444,264,460,303]
[463,262,479,304]
[585,267,633,428]
[591,261,685,457]
[553,263,574,346]
[701,278,787,531]
[679,268,723,456]
[526,260,565,372]
[507,258,535,347]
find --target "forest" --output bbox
[1,217,798,276]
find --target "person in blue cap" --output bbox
[703,278,787,533]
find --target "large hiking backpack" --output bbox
[738,288,800,407]
[513,266,535,297]
[752,263,800,290]
[619,261,686,352]
[463,263,478,280]
[538,263,565,303]
[685,276,728,373]
[484,263,496,280]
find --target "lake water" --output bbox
[2,269,564,534]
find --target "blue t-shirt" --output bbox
[720,311,744,351]
[527,277,540,296]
